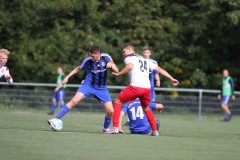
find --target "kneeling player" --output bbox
[118,99,163,135]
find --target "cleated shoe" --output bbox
[102,128,110,133]
[151,130,159,136]
[104,128,119,134]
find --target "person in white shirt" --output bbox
[104,43,179,136]
[0,49,13,84]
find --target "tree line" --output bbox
[0,0,239,90]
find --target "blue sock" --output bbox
[55,105,70,119]
[51,102,57,113]
[224,114,228,119]
[103,116,112,129]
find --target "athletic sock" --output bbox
[103,116,112,129]
[145,109,157,131]
[113,103,121,128]
[55,105,70,119]
[51,102,57,113]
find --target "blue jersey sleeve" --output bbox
[229,78,235,95]
[153,70,158,75]
[101,53,112,63]
[122,103,129,114]
[80,57,91,69]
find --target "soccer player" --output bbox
[104,43,179,136]
[47,66,66,115]
[217,69,235,121]
[123,46,161,126]
[119,99,162,135]
[142,46,160,101]
[0,49,13,84]
[48,45,119,131]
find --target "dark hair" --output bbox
[89,45,100,54]
[142,46,151,52]
[121,43,134,51]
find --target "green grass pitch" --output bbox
[0,109,239,160]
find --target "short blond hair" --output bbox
[0,49,10,57]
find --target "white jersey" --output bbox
[124,54,157,88]
[0,65,10,78]
[0,65,13,84]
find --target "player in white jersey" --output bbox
[104,43,179,136]
[0,49,13,84]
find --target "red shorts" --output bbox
[118,85,151,107]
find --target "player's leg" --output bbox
[102,101,114,132]
[48,92,58,115]
[58,89,65,109]
[221,96,232,121]
[55,92,84,119]
[94,87,114,132]
[105,86,142,134]
[149,102,164,112]
[140,88,159,136]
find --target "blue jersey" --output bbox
[149,59,158,101]
[122,99,157,134]
[80,53,112,88]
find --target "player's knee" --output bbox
[106,110,114,117]
[142,106,150,111]
[70,99,79,106]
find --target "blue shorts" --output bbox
[221,95,230,104]
[130,127,151,135]
[53,89,65,101]
[77,84,111,103]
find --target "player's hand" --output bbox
[156,104,164,112]
[5,76,13,84]
[5,76,11,81]
[106,61,114,69]
[112,72,119,76]
[54,87,59,92]
[62,77,68,85]
[119,129,124,134]
[171,78,179,86]
[156,80,160,87]
[232,95,235,100]
[217,94,221,100]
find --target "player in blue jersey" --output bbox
[119,99,162,134]
[48,45,119,131]
[48,66,66,115]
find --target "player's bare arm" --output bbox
[118,111,125,133]
[155,74,160,87]
[112,63,133,76]
[62,66,81,85]
[155,66,179,86]
[106,61,119,73]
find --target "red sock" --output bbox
[113,103,121,128]
[145,109,157,131]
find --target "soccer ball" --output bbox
[49,118,63,131]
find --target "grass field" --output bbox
[0,109,239,160]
